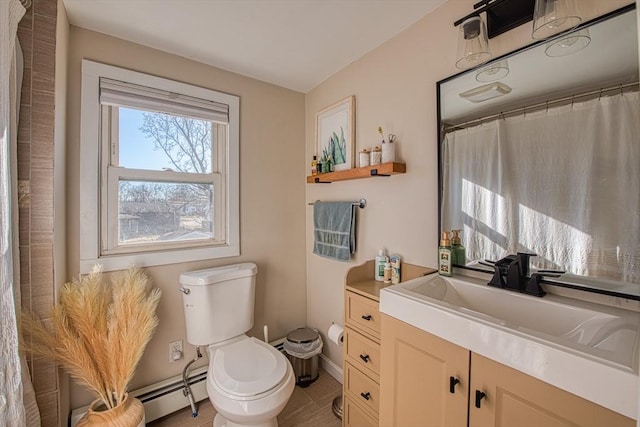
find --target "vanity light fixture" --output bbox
[459,82,512,103]
[475,59,510,82]
[532,0,582,40]
[455,16,492,70]
[544,28,591,57]
[454,0,536,39]
[452,0,585,69]
[452,0,535,70]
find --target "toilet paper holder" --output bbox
[328,323,344,345]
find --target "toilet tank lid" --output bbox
[180,263,258,286]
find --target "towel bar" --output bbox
[308,198,366,209]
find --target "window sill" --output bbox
[80,243,239,274]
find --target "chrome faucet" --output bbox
[483,252,564,297]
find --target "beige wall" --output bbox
[66,27,307,408]
[304,0,634,368]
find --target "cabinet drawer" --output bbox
[344,396,378,427]
[345,327,380,378]
[346,291,380,339]
[345,362,380,415]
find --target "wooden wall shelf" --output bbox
[306,162,406,183]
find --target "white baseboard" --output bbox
[69,366,209,426]
[319,354,343,384]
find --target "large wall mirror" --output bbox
[437,5,639,299]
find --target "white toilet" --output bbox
[180,263,295,427]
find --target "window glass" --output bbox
[118,180,214,245]
[118,107,213,174]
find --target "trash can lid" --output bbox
[286,327,320,344]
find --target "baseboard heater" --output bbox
[69,338,286,426]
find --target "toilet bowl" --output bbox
[207,336,295,427]
[179,263,294,427]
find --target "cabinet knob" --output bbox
[449,376,460,394]
[359,354,370,363]
[475,390,486,408]
[360,392,371,401]
[361,314,372,321]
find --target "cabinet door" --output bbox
[469,353,635,427]
[379,314,469,427]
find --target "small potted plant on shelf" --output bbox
[22,266,161,427]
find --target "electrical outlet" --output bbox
[169,339,183,363]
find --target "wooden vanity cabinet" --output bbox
[380,314,635,427]
[343,260,433,427]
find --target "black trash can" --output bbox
[284,328,323,387]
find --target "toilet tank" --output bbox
[180,263,258,346]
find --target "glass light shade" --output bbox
[532,0,582,40]
[455,16,492,70]
[545,28,590,57]
[475,59,509,82]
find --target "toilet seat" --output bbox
[211,336,288,399]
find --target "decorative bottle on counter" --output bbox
[375,249,389,282]
[390,254,401,284]
[438,232,453,277]
[451,229,466,266]
[383,262,392,283]
[311,155,318,176]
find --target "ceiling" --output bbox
[61,0,447,93]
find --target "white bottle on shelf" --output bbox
[375,249,389,282]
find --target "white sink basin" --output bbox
[380,273,640,419]
[403,274,639,362]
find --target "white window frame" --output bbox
[80,60,240,273]
[100,108,226,254]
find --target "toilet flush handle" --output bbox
[179,286,191,295]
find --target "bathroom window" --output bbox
[80,61,240,273]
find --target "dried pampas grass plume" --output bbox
[22,266,161,409]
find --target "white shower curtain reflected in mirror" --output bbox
[1,0,40,426]
[442,91,640,285]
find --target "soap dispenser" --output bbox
[438,232,453,277]
[451,229,466,266]
[375,249,389,282]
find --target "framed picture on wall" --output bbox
[315,95,355,171]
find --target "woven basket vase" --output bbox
[76,393,144,427]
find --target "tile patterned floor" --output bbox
[148,368,342,427]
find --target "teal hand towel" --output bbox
[313,201,356,261]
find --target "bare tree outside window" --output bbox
[139,113,213,174]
